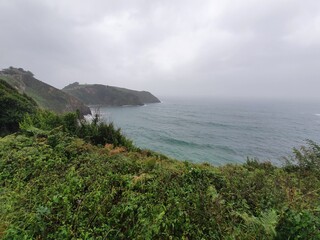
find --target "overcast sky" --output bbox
[0,0,320,100]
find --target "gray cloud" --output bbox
[0,0,320,100]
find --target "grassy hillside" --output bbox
[1,109,320,239]
[63,82,160,106]
[0,67,91,116]
[0,79,37,136]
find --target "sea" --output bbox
[95,98,320,165]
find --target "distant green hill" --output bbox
[0,67,91,115]
[63,82,160,106]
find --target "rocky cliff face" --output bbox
[0,67,91,116]
[63,82,160,106]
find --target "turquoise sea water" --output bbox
[97,98,320,165]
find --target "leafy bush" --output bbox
[284,140,320,176]
[20,110,134,150]
[276,209,320,239]
[1,131,320,239]
[0,79,37,136]
[20,110,63,131]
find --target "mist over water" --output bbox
[98,98,320,165]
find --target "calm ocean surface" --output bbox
[97,98,320,165]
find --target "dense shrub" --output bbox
[284,140,320,177]
[1,128,320,239]
[0,79,37,136]
[276,209,320,239]
[20,110,134,150]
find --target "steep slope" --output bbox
[0,79,37,135]
[0,67,91,115]
[63,82,160,106]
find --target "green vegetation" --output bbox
[1,83,319,239]
[0,67,91,116]
[63,82,160,106]
[20,110,134,150]
[0,79,37,136]
[1,109,320,239]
